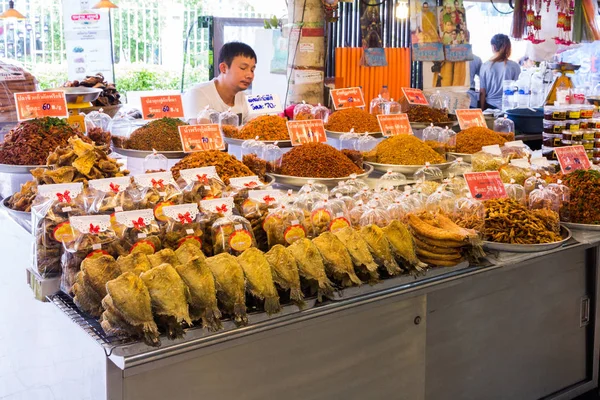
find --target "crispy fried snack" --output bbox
[73,254,121,317]
[205,253,248,326]
[265,245,305,308]
[333,227,379,284]
[359,225,402,276]
[313,232,362,287]
[287,238,335,302]
[237,248,281,315]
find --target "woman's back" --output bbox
[480,59,521,109]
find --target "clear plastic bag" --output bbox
[355,133,379,152]
[330,181,359,198]
[348,200,366,226]
[370,95,386,115]
[293,101,314,120]
[546,180,571,221]
[219,108,241,138]
[179,166,226,204]
[344,173,371,191]
[383,99,401,115]
[199,197,235,256]
[498,164,533,185]
[241,137,266,158]
[414,162,443,182]
[353,187,373,204]
[212,214,257,256]
[113,209,162,255]
[444,176,469,196]
[87,176,135,214]
[448,157,472,177]
[85,110,112,132]
[161,203,205,250]
[312,103,331,122]
[339,130,360,151]
[377,169,408,190]
[196,105,220,125]
[263,143,284,172]
[505,179,526,205]
[143,150,168,173]
[132,172,183,221]
[423,124,446,157]
[263,203,309,247]
[452,195,485,231]
[359,200,391,228]
[108,115,134,148]
[430,90,449,111]
[471,151,507,172]
[310,198,351,235]
[528,186,560,213]
[298,179,329,197]
[493,114,515,137]
[523,173,547,197]
[425,187,457,214]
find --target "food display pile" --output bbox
[124,118,189,151]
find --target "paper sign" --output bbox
[178,124,225,152]
[14,91,68,121]
[482,145,502,156]
[140,95,184,120]
[555,145,591,174]
[377,114,412,136]
[456,109,486,129]
[246,93,283,115]
[401,88,429,105]
[0,63,25,81]
[330,87,366,110]
[287,119,327,145]
[464,171,507,200]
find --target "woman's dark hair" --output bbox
[218,42,257,67]
[490,34,511,63]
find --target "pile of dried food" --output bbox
[453,127,508,154]
[276,142,364,178]
[325,108,380,133]
[0,117,86,165]
[124,118,188,151]
[483,198,562,244]
[406,105,451,124]
[171,150,256,184]
[64,73,121,106]
[558,169,600,225]
[229,115,289,141]
[364,134,446,165]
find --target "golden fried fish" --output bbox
[237,248,281,315]
[148,248,181,268]
[116,252,152,276]
[205,253,248,326]
[383,220,426,272]
[333,227,379,284]
[73,255,121,317]
[265,245,305,308]
[313,232,362,287]
[287,238,334,302]
[359,225,402,276]
[140,264,193,339]
[175,242,206,266]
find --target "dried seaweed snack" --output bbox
[312,232,362,287]
[132,172,183,216]
[73,254,121,318]
[237,248,282,315]
[178,166,225,204]
[87,176,134,214]
[265,245,305,308]
[113,209,162,254]
[32,183,85,278]
[205,253,248,326]
[162,203,205,250]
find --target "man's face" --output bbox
[221,55,256,92]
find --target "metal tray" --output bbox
[223,137,293,148]
[268,164,373,188]
[47,87,102,103]
[0,163,47,174]
[364,161,453,175]
[561,222,600,231]
[446,152,473,163]
[113,147,187,159]
[409,121,457,130]
[325,130,383,139]
[483,226,572,253]
[1,196,31,233]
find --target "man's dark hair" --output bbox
[218,42,257,67]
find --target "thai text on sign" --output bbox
[401,88,429,105]
[456,109,486,130]
[14,91,68,121]
[178,124,225,152]
[555,145,591,174]
[140,95,184,120]
[245,93,283,114]
[287,119,327,146]
[330,87,366,110]
[377,114,412,136]
[464,171,507,200]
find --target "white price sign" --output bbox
[245,93,283,115]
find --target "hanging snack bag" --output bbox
[133,171,183,222]
[87,176,134,214]
[546,180,571,221]
[114,209,162,254]
[359,200,392,228]
[179,166,225,204]
[162,203,205,250]
[504,179,527,205]
[209,198,257,256]
[263,203,308,247]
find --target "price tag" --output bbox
[330,87,366,110]
[482,144,502,156]
[14,91,68,121]
[140,95,184,120]
[464,171,507,200]
[245,93,283,115]
[455,109,487,129]
[178,124,225,152]
[401,88,429,105]
[555,145,591,174]
[377,114,412,136]
[287,119,327,146]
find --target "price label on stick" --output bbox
[178,124,225,152]
[287,119,327,146]
[330,87,366,110]
[456,109,487,130]
[377,113,412,136]
[555,145,591,174]
[464,171,507,200]
[401,88,429,105]
[14,91,68,121]
[140,95,184,120]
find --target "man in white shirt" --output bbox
[183,42,257,123]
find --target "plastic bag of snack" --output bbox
[448,157,472,177]
[339,129,360,151]
[504,179,526,205]
[330,181,359,198]
[108,114,133,148]
[61,215,117,295]
[132,172,183,221]
[293,101,314,120]
[523,173,547,197]
[219,108,241,138]
[387,196,413,222]
[414,162,443,182]
[425,187,457,214]
[377,169,408,190]
[32,183,86,278]
[356,133,379,152]
[211,212,257,257]
[85,110,112,132]
[370,95,386,115]
[345,173,371,191]
[348,200,365,226]
[452,194,485,232]
[471,150,506,172]
[423,124,446,157]
[352,187,373,204]
[178,166,225,204]
[225,175,265,211]
[546,180,570,221]
[263,203,309,247]
[298,179,329,197]
[501,140,532,161]
[263,143,284,172]
[196,105,220,125]
[414,180,440,196]
[241,137,266,158]
[293,189,327,214]
[161,203,205,250]
[113,209,162,254]
[199,197,234,256]
[498,163,533,185]
[240,189,284,250]
[444,176,469,196]
[312,103,330,122]
[143,150,168,173]
[528,185,560,213]
[88,176,134,214]
[359,200,391,228]
[310,198,352,235]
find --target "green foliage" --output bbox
[30,64,69,89]
[263,15,281,29]
[114,63,208,94]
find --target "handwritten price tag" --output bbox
[140,95,184,120]
[287,119,327,146]
[464,171,507,200]
[178,124,225,152]
[377,114,412,136]
[14,91,68,121]
[456,109,487,130]
[330,87,366,110]
[555,145,591,174]
[245,93,283,115]
[401,88,429,105]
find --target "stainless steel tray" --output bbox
[113,147,187,159]
[364,161,453,175]
[268,164,373,188]
[0,163,47,174]
[483,226,572,253]
[48,87,102,103]
[1,196,31,233]
[446,152,473,163]
[223,137,293,148]
[561,222,600,231]
[325,130,383,139]
[409,121,457,130]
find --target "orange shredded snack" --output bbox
[324,108,380,133]
[278,143,363,178]
[226,115,289,140]
[455,127,508,154]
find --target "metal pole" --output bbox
[109,9,116,84]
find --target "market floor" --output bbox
[0,211,106,400]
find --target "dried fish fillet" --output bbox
[359,225,402,276]
[205,253,248,326]
[288,238,334,301]
[313,232,362,287]
[237,248,281,315]
[265,245,305,308]
[333,227,379,283]
[148,248,181,268]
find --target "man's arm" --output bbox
[479,88,486,109]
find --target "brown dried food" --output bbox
[341,149,364,169]
[171,150,256,185]
[369,135,445,165]
[406,105,451,123]
[277,143,364,178]
[221,125,240,138]
[229,115,289,141]
[242,154,269,181]
[8,180,37,212]
[325,108,380,133]
[557,169,600,225]
[0,117,87,165]
[125,118,188,151]
[64,73,121,106]
[455,127,508,154]
[87,127,111,147]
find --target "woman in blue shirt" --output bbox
[479,34,521,110]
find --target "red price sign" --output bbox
[287,119,327,146]
[456,109,487,130]
[555,145,591,174]
[377,113,412,136]
[401,88,429,105]
[14,91,68,121]
[140,95,184,120]
[464,171,507,200]
[178,124,225,152]
[330,87,366,110]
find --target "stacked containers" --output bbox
[542,104,598,163]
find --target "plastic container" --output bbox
[542,133,562,147]
[494,115,515,137]
[543,119,566,134]
[580,120,592,130]
[566,105,581,119]
[544,105,567,120]
[583,140,594,150]
[581,105,595,119]
[564,120,580,131]
[582,130,595,140]
[370,95,386,115]
[430,90,449,111]
[541,145,557,160]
